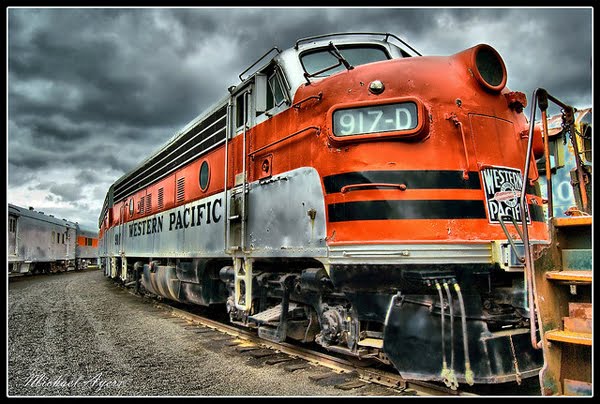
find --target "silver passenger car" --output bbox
[8,203,78,274]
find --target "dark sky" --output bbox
[7,7,593,230]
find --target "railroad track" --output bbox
[158,303,474,396]
[116,282,474,396]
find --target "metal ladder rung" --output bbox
[545,329,592,346]
[357,338,384,349]
[553,216,592,228]
[545,270,592,283]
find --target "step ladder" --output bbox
[251,275,296,343]
[517,89,592,396]
[535,216,592,396]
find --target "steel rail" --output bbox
[144,296,474,396]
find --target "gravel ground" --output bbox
[8,270,406,397]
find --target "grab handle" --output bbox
[340,183,407,193]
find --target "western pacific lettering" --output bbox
[482,168,523,195]
[128,198,222,238]
[129,216,163,237]
[481,167,529,223]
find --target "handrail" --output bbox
[224,101,231,252]
[118,203,125,255]
[497,216,525,263]
[541,107,553,216]
[446,113,471,180]
[521,88,544,350]
[241,91,250,252]
[294,32,422,56]
[383,33,422,56]
[340,183,407,194]
[520,88,582,351]
[292,92,322,109]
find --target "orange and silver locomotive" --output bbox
[99,33,549,388]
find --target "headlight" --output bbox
[455,44,507,93]
[471,44,507,92]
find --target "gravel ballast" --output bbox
[8,270,404,397]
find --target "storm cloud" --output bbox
[7,7,593,230]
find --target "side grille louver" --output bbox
[158,187,164,210]
[176,178,185,203]
[113,104,227,202]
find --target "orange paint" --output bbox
[77,236,98,247]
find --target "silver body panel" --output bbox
[245,167,327,257]
[113,191,226,258]
[328,243,494,266]
[103,167,327,260]
[76,246,98,260]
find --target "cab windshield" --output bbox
[300,45,390,78]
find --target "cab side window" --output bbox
[267,72,286,110]
[236,93,247,129]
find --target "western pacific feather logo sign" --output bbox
[481,166,530,224]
